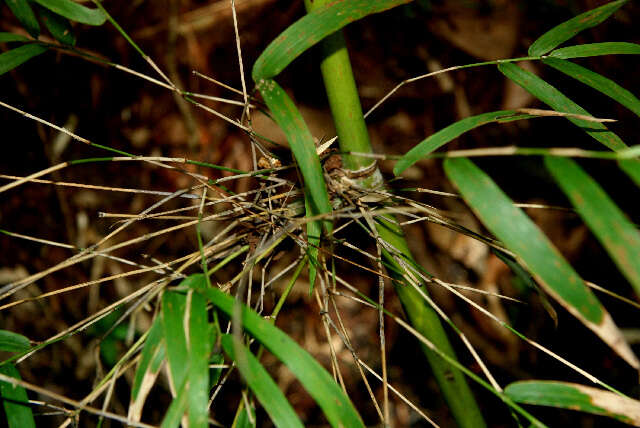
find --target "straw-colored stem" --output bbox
[304,1,486,426]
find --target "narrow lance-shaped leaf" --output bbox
[0,330,30,354]
[257,79,332,283]
[192,282,365,428]
[548,42,640,59]
[0,364,36,428]
[393,110,528,175]
[31,0,106,26]
[498,62,627,151]
[38,6,76,46]
[505,381,640,426]
[128,317,166,422]
[0,33,30,43]
[221,335,305,428]
[252,0,412,80]
[542,58,640,118]
[160,377,189,428]
[257,80,332,228]
[444,157,639,369]
[528,0,629,56]
[4,0,40,38]
[545,157,640,298]
[0,44,48,77]
[161,291,189,394]
[186,289,212,428]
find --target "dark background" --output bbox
[1,0,639,426]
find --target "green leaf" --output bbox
[221,335,304,428]
[31,0,106,26]
[393,110,526,175]
[528,0,629,56]
[129,317,165,421]
[159,278,214,427]
[186,290,212,428]
[160,376,189,428]
[252,0,412,80]
[619,159,640,187]
[161,291,189,393]
[257,79,332,237]
[235,404,256,428]
[545,157,640,297]
[0,364,36,428]
[498,62,626,151]
[37,6,76,46]
[194,284,364,428]
[0,331,30,354]
[0,32,30,43]
[443,157,638,369]
[505,381,640,425]
[542,58,640,118]
[0,44,47,76]
[4,0,40,38]
[548,42,640,59]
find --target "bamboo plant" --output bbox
[1,0,640,427]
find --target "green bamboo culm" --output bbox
[303,1,487,427]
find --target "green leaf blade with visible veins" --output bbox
[542,58,640,118]
[548,42,640,59]
[505,381,640,425]
[195,285,365,428]
[528,0,629,56]
[545,157,640,298]
[444,157,638,369]
[252,0,412,80]
[31,0,106,26]
[498,62,627,151]
[222,335,305,428]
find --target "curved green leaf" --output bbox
[38,6,76,46]
[195,285,364,428]
[161,377,189,428]
[505,381,640,425]
[0,330,30,353]
[548,42,640,59]
[252,0,411,81]
[545,157,640,297]
[161,291,188,393]
[528,0,629,56]
[444,157,638,368]
[221,335,304,428]
[393,110,527,175]
[160,285,213,427]
[0,33,30,43]
[0,44,47,76]
[186,290,212,428]
[543,58,640,118]
[0,364,35,428]
[498,62,626,151]
[31,0,106,26]
[4,0,40,38]
[257,79,332,236]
